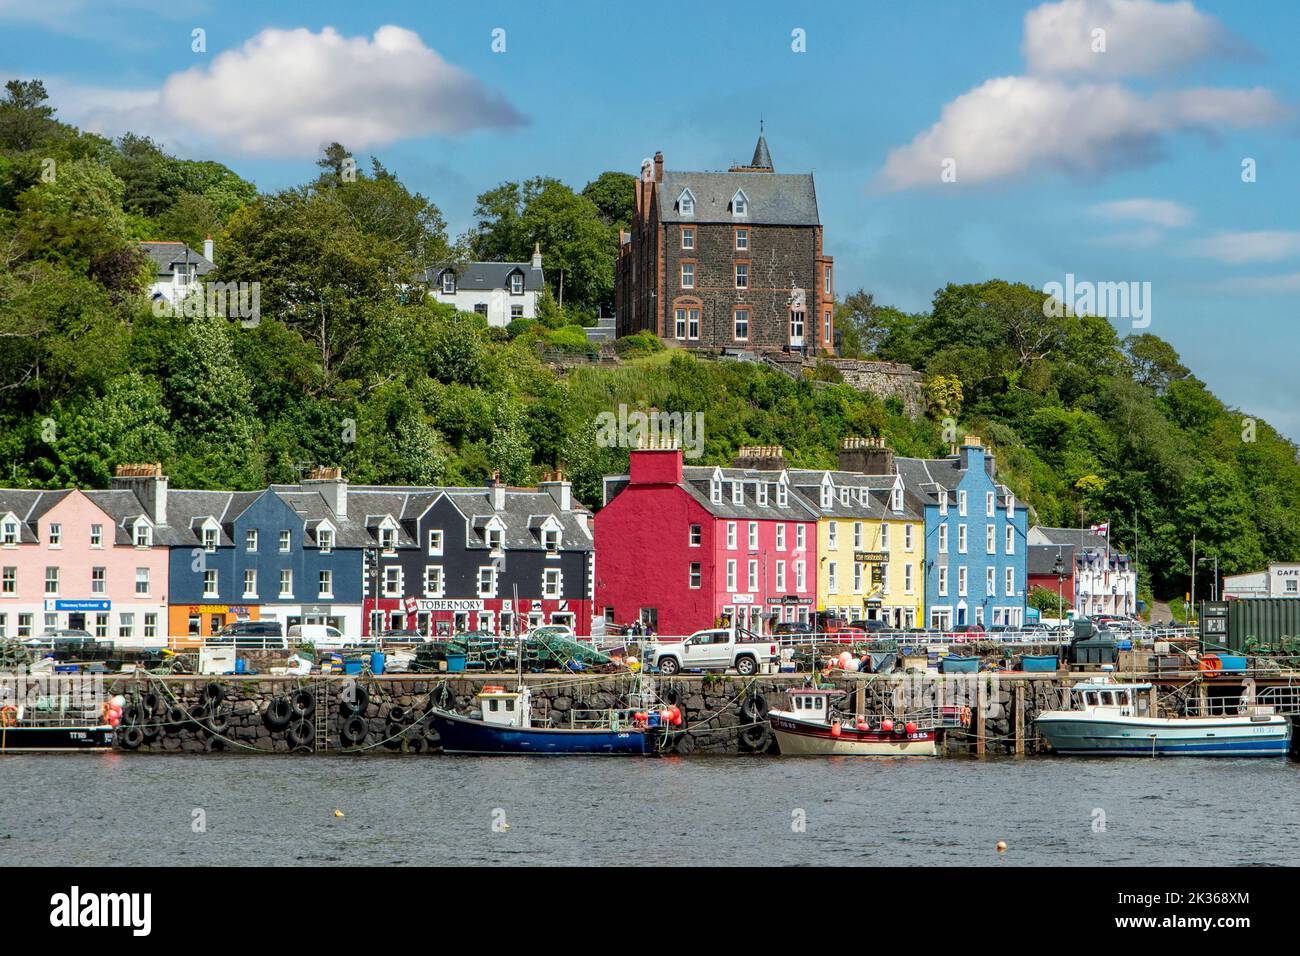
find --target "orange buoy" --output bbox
[830,720,842,738]
[905,721,918,734]
[881,718,894,733]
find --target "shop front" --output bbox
[362,597,587,638]
[167,603,260,638]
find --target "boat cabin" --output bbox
[477,685,532,729]
[787,688,836,724]
[1069,678,1152,718]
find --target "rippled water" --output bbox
[3,753,1298,866]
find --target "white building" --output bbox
[140,239,216,305]
[1224,563,1300,599]
[428,244,545,327]
[1028,526,1138,617]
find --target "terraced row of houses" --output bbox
[594,436,1032,635]
[0,435,1038,644]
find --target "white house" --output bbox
[1224,563,1300,599]
[1028,526,1138,617]
[428,244,545,327]
[139,239,216,305]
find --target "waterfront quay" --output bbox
[47,660,1297,758]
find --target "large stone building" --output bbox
[615,128,834,354]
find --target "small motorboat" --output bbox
[427,684,658,755]
[767,687,938,757]
[1035,674,1290,757]
[0,701,114,752]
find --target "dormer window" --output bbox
[487,527,503,552]
[892,488,903,511]
[777,483,788,507]
[543,528,561,552]
[677,188,695,217]
[134,522,152,548]
[510,271,524,295]
[203,527,218,552]
[319,529,334,553]
[731,190,749,217]
[757,483,768,506]
[2,518,17,545]
[380,527,397,552]
[441,271,456,294]
[732,481,743,505]
[820,484,832,509]
[710,479,722,504]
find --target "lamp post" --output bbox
[1052,549,1066,625]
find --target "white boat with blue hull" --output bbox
[1036,676,1290,757]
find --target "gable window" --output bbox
[245,529,258,552]
[711,479,722,504]
[820,484,832,509]
[734,307,750,341]
[318,529,334,553]
[681,227,694,250]
[734,263,748,289]
[486,526,503,552]
[510,272,524,295]
[203,526,218,552]
[757,483,768,506]
[680,262,695,289]
[735,228,749,251]
[90,524,102,548]
[48,523,61,546]
[1,519,16,545]
[379,527,396,551]
[279,530,291,552]
[441,272,456,294]
[319,569,334,598]
[731,190,748,216]
[732,481,744,505]
[427,530,443,555]
[777,484,788,507]
[677,189,695,216]
[134,523,151,548]
[543,527,561,552]
[542,568,561,598]
[939,496,948,516]
[892,488,903,511]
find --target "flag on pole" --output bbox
[1089,522,1109,535]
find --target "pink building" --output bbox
[0,487,170,645]
[595,448,818,636]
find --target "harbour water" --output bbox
[4,754,1299,866]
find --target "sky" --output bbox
[2,0,1298,439]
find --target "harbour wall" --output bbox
[101,672,1084,756]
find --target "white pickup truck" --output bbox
[646,629,779,677]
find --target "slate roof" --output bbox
[138,241,215,279]
[786,469,925,521]
[1028,526,1110,554]
[427,261,545,293]
[659,171,820,226]
[0,490,72,543]
[1028,543,1075,576]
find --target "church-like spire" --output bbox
[751,121,773,170]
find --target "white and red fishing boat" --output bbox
[767,687,938,757]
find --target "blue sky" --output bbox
[4,0,1298,439]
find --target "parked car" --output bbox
[951,624,986,635]
[209,620,287,649]
[646,629,779,677]
[287,623,347,646]
[773,621,813,637]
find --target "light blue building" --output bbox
[897,439,1030,629]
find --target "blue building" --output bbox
[897,438,1030,629]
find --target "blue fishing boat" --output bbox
[1036,675,1290,757]
[428,685,655,755]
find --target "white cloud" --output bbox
[875,76,1286,190]
[1185,231,1300,264]
[1204,272,1300,293]
[73,25,526,157]
[1023,0,1250,77]
[1090,198,1193,228]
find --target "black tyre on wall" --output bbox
[264,696,293,729]
[290,688,316,719]
[741,691,769,722]
[286,719,315,751]
[338,684,369,717]
[340,714,368,747]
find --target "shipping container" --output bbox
[1201,599,1300,653]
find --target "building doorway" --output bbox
[789,309,805,348]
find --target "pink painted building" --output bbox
[0,487,170,645]
[595,448,818,636]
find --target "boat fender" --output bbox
[0,704,16,727]
[290,688,316,719]
[117,725,144,750]
[142,691,162,715]
[383,722,405,749]
[432,684,454,710]
[661,687,683,708]
[166,704,188,731]
[423,720,441,745]
[406,735,427,754]
[204,708,230,734]
[202,681,224,705]
[264,696,293,729]
[122,701,143,726]
[286,719,315,751]
[338,684,369,717]
[739,723,768,749]
[388,704,408,724]
[340,714,368,746]
[892,721,906,736]
[741,692,769,722]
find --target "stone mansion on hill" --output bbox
[615,129,835,355]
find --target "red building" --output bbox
[595,448,818,637]
[1028,544,1075,614]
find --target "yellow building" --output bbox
[790,467,926,629]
